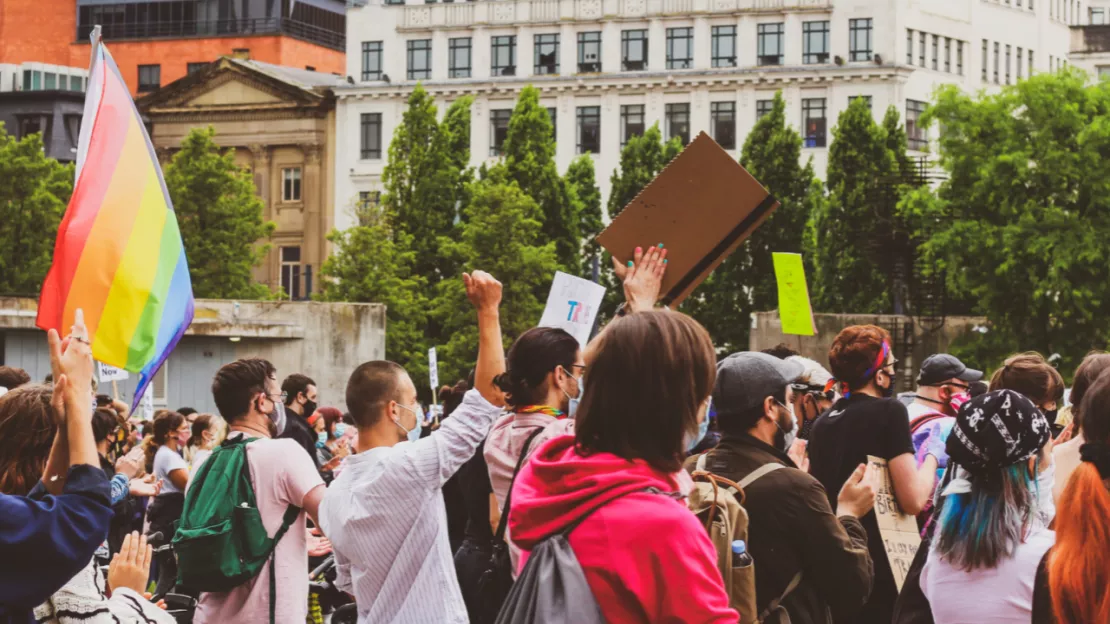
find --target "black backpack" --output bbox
[475,428,545,621]
[494,488,679,624]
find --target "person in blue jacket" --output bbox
[0,311,114,624]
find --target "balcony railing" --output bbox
[398,0,831,29]
[78,17,344,51]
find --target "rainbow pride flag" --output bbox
[37,33,194,410]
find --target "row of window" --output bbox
[361,19,874,82]
[1049,0,1083,24]
[21,70,86,92]
[906,31,966,76]
[980,40,1036,85]
[356,96,930,161]
[983,0,1036,11]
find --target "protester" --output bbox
[313,406,345,466]
[320,271,507,624]
[141,410,189,587]
[193,358,326,624]
[987,352,1065,525]
[177,407,198,427]
[920,390,1055,623]
[279,373,321,468]
[696,351,875,622]
[185,413,228,479]
[509,310,738,622]
[0,314,121,622]
[762,343,801,360]
[0,366,31,393]
[807,325,940,623]
[483,326,582,572]
[1033,369,1110,623]
[1051,353,1110,502]
[785,355,836,441]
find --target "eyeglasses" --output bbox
[265,391,288,404]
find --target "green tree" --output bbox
[900,69,1110,373]
[433,179,558,382]
[164,126,274,299]
[502,86,579,273]
[807,97,897,313]
[882,104,913,179]
[0,125,74,295]
[564,155,603,277]
[319,205,429,381]
[684,92,820,354]
[381,85,468,282]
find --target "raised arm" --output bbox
[468,270,506,406]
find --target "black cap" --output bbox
[917,354,983,387]
[713,352,805,416]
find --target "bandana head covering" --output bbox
[945,389,1050,476]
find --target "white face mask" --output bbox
[560,367,583,419]
[776,400,798,452]
[269,399,287,436]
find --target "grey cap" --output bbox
[713,352,805,416]
[917,354,983,387]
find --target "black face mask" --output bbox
[303,399,317,419]
[880,374,896,399]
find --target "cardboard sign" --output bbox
[772,253,816,336]
[538,271,606,348]
[597,132,780,307]
[867,455,923,591]
[97,361,130,383]
[428,347,439,391]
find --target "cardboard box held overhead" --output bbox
[597,132,780,307]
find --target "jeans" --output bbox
[455,538,493,624]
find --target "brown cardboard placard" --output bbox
[597,132,780,307]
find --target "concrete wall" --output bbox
[749,311,987,393]
[0,297,386,414]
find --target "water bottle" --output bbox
[731,540,753,568]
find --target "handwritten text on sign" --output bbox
[867,455,922,591]
[539,272,606,348]
[772,252,816,336]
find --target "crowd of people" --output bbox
[1,242,1109,624]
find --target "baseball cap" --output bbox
[917,354,983,387]
[713,352,805,416]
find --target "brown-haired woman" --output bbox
[508,311,738,623]
[989,352,1066,525]
[1032,368,1110,623]
[1052,353,1110,502]
[142,410,189,586]
[807,324,940,624]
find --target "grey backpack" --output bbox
[494,488,678,624]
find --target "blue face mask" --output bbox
[561,367,583,419]
[686,412,710,453]
[316,431,327,447]
[334,423,347,439]
[395,403,423,443]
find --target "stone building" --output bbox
[139,55,344,299]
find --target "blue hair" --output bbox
[934,462,1039,571]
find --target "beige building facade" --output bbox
[139,56,343,299]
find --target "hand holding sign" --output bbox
[613,244,668,313]
[539,272,606,348]
[867,455,922,591]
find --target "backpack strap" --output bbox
[269,504,302,624]
[738,463,785,489]
[696,452,708,472]
[560,486,677,537]
[910,411,949,434]
[494,427,545,542]
[758,569,803,621]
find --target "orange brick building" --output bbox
[0,0,344,95]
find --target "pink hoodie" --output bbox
[509,435,739,624]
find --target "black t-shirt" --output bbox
[455,441,494,544]
[808,394,915,624]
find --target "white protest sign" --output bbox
[97,361,130,383]
[428,347,439,391]
[140,384,155,420]
[538,272,606,348]
[867,455,923,591]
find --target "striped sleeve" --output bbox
[401,390,502,490]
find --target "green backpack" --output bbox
[173,435,300,623]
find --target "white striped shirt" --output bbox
[320,390,501,624]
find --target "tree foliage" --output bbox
[564,154,602,277]
[164,126,274,299]
[502,86,579,274]
[901,69,1110,372]
[318,207,429,382]
[685,92,820,354]
[0,125,74,295]
[433,179,558,382]
[806,97,900,314]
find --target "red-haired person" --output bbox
[807,325,941,624]
[1032,368,1110,623]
